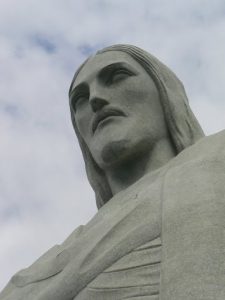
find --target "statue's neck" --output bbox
[105,138,176,196]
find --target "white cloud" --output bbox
[0,0,225,290]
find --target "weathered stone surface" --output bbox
[1,45,224,300]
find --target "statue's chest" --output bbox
[75,237,161,300]
[4,172,164,300]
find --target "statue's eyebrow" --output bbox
[70,62,137,97]
[69,82,88,101]
[98,62,138,79]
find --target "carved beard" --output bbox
[100,137,155,168]
[100,139,130,166]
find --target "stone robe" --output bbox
[1,130,225,300]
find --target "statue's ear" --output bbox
[11,247,69,287]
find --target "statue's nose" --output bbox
[90,97,108,112]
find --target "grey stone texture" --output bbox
[1,45,224,299]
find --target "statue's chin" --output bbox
[100,139,131,167]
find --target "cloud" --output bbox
[1,0,225,290]
[31,34,57,54]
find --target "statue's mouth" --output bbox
[92,108,126,133]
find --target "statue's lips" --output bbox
[92,108,126,133]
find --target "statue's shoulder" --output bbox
[172,129,225,168]
[0,225,84,299]
[194,129,225,160]
[203,129,225,149]
[161,130,225,223]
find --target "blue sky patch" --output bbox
[3,104,20,117]
[32,34,56,53]
[78,44,98,56]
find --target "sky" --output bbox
[1,0,225,290]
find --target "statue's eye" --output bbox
[71,93,88,112]
[107,68,133,84]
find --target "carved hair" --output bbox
[69,44,205,208]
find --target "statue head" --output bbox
[69,44,204,208]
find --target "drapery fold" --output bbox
[1,130,225,300]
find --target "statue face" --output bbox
[70,51,169,169]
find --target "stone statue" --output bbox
[1,44,225,300]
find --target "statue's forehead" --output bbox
[72,51,141,89]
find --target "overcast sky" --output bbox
[1,0,225,290]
